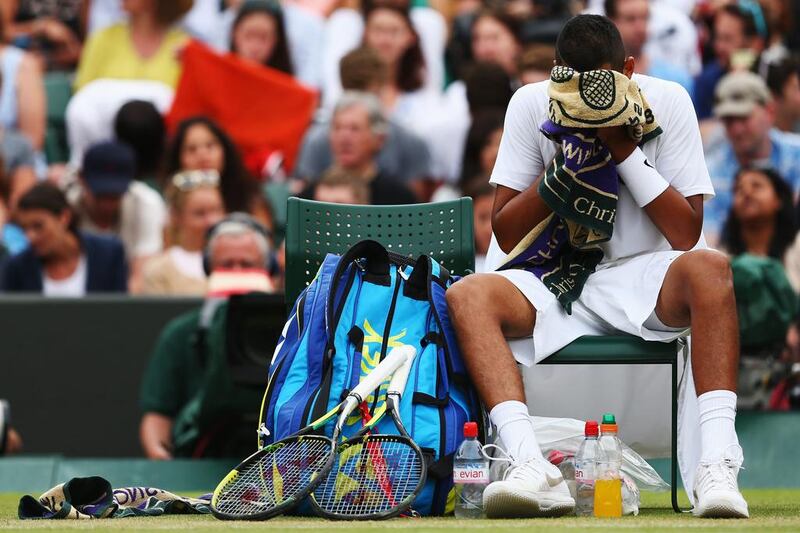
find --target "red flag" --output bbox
[167,40,318,174]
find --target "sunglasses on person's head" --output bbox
[171,170,220,190]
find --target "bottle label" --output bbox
[575,463,595,485]
[453,463,490,484]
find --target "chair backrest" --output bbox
[284,197,475,304]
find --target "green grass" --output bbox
[0,490,798,532]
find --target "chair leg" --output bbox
[671,356,680,513]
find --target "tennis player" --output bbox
[447,14,749,519]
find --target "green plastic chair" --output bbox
[284,197,475,304]
[284,196,685,513]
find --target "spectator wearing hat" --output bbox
[74,0,192,91]
[704,71,800,245]
[1,182,128,295]
[66,141,167,293]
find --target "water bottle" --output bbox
[594,413,623,518]
[574,420,599,517]
[453,421,489,518]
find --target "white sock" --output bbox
[489,400,543,463]
[697,390,739,463]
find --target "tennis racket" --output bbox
[310,345,426,520]
[210,345,414,521]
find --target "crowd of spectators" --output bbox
[0,0,798,414]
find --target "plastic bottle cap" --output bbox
[548,450,566,465]
[601,413,616,424]
[600,423,618,434]
[463,421,478,438]
[585,420,599,437]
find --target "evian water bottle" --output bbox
[574,420,599,516]
[453,422,489,518]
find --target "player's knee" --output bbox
[446,275,492,323]
[686,249,734,298]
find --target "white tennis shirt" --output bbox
[487,74,714,270]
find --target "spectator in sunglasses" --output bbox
[140,170,225,295]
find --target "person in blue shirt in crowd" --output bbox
[704,71,800,245]
[694,3,766,120]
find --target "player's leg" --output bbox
[447,273,575,518]
[655,249,748,518]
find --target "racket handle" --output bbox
[350,345,413,403]
[337,345,415,428]
[387,346,417,398]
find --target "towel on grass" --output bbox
[18,476,211,519]
[499,66,662,312]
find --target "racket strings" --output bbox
[313,437,423,517]
[213,437,331,518]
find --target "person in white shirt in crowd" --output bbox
[587,0,701,79]
[438,9,521,183]
[65,79,173,171]
[65,141,166,293]
[141,169,225,296]
[321,0,446,110]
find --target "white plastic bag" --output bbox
[487,416,670,493]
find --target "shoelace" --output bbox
[480,443,550,481]
[699,459,743,489]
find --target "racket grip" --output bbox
[387,346,417,397]
[349,345,414,403]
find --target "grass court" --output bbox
[1,490,799,532]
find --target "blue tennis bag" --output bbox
[259,240,485,515]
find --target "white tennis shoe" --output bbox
[483,455,575,518]
[692,445,749,518]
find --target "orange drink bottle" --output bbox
[593,413,623,518]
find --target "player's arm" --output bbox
[598,126,704,251]
[642,191,704,251]
[490,86,552,254]
[492,178,553,254]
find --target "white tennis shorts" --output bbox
[489,250,691,366]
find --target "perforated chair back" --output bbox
[284,197,475,305]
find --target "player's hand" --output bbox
[596,125,637,163]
